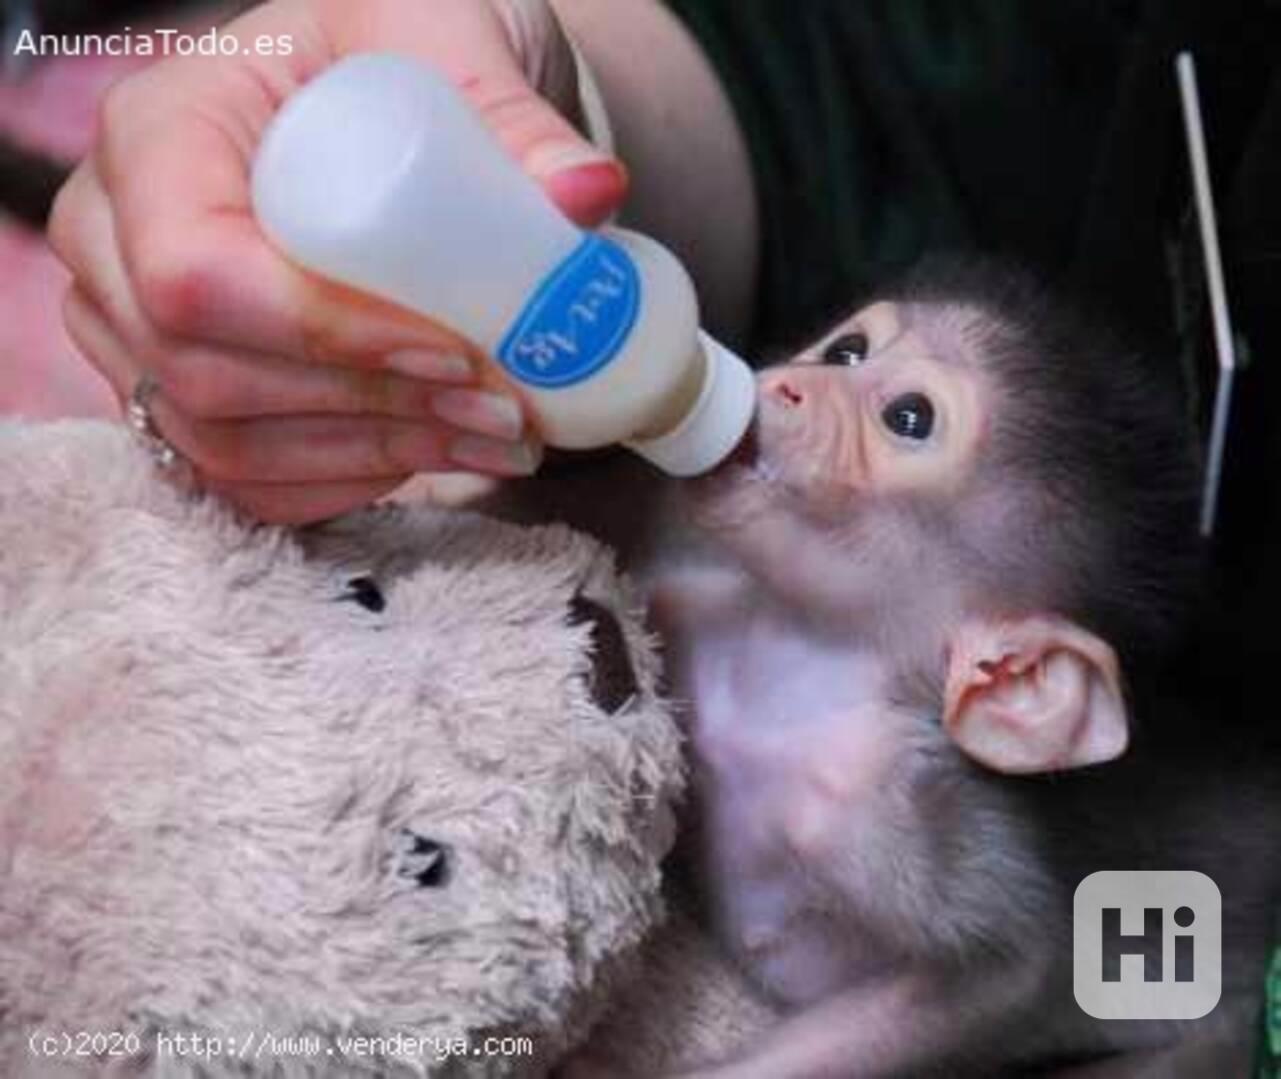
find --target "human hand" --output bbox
[49,0,628,523]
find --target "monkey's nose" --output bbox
[762,371,805,409]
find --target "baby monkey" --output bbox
[497,258,1279,1076]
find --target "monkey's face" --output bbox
[688,301,992,625]
[771,301,987,498]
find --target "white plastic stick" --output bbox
[1176,51,1237,538]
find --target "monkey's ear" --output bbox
[942,616,1128,774]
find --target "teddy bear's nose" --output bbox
[568,595,639,714]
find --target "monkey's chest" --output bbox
[678,630,898,1006]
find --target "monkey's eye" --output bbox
[881,393,935,440]
[821,332,869,367]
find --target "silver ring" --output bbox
[126,374,183,470]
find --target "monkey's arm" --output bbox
[674,959,1049,1079]
[1043,994,1260,1078]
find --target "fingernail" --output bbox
[386,350,473,383]
[544,160,628,227]
[430,389,525,441]
[525,139,613,180]
[448,434,542,476]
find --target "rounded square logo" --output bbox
[1073,870,1221,1020]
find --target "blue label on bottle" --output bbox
[497,233,640,389]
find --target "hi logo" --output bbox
[1073,871,1221,1019]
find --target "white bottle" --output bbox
[251,52,756,476]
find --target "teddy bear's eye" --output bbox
[339,575,385,613]
[395,830,449,888]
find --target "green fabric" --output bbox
[664,0,1137,351]
[1260,944,1281,1079]
[664,0,1281,359]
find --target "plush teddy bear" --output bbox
[0,418,776,1078]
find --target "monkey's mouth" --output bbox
[686,419,777,520]
[726,421,783,485]
[722,420,761,472]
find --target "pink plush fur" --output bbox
[0,419,692,1077]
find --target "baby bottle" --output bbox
[252,52,756,476]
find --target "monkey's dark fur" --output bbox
[883,256,1205,673]
[493,256,1281,1075]
[878,258,1278,1073]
